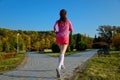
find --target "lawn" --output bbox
[74,51,120,80]
[43,49,92,57]
[0,52,25,73]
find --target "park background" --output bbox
[0,0,120,52]
[0,0,120,80]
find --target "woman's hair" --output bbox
[59,9,67,22]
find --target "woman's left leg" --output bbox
[58,44,68,69]
[57,44,62,69]
[61,44,68,66]
[56,44,68,78]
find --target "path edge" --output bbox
[0,52,28,75]
[64,51,98,80]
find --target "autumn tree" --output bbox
[112,33,120,50]
[97,25,115,49]
[75,33,81,50]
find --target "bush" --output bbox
[76,41,87,51]
[0,52,17,61]
[87,44,92,49]
[0,40,3,52]
[51,43,73,52]
[51,43,60,53]
[112,33,120,50]
[70,45,74,51]
[3,42,11,52]
[66,45,74,52]
[66,45,71,52]
[92,42,108,49]
[30,48,38,51]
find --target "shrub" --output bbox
[76,41,87,51]
[0,52,17,61]
[0,40,3,52]
[3,42,11,52]
[70,45,74,51]
[87,44,92,49]
[66,45,71,52]
[30,48,38,51]
[112,33,120,50]
[51,43,60,53]
[92,42,108,49]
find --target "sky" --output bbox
[0,0,120,37]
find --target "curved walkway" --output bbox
[0,50,97,80]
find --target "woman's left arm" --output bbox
[54,21,58,34]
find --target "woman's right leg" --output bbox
[57,44,62,69]
[56,44,62,78]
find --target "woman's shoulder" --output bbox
[66,19,72,24]
[66,19,70,21]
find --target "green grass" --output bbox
[44,49,95,57]
[44,49,92,57]
[0,52,25,73]
[74,51,120,80]
[43,49,91,57]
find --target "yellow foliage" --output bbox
[112,33,120,50]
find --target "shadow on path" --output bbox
[2,74,56,79]
[15,69,53,72]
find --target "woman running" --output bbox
[54,9,73,78]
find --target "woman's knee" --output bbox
[61,44,68,54]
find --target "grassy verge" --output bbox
[44,51,81,57]
[0,52,25,73]
[74,51,120,80]
[43,49,92,57]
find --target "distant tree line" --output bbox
[0,28,56,52]
[0,28,93,52]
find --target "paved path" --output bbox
[0,50,97,80]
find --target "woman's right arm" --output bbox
[69,20,73,32]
